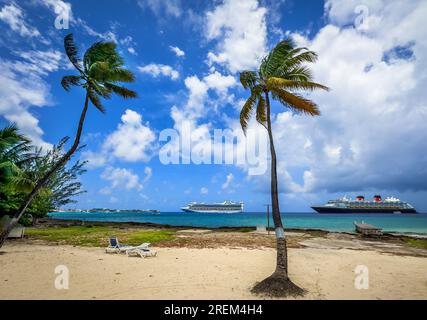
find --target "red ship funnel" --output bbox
[356,196,365,201]
[373,195,382,202]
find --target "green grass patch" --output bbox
[404,238,427,250]
[126,230,175,246]
[26,226,176,247]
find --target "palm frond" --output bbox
[0,161,20,178]
[84,41,123,71]
[15,154,40,167]
[274,49,318,78]
[3,141,32,162]
[0,125,28,144]
[88,88,106,113]
[259,56,269,79]
[61,75,82,91]
[285,66,313,82]
[286,50,318,66]
[64,34,83,73]
[108,68,136,83]
[0,124,18,139]
[9,174,35,193]
[271,88,320,116]
[240,92,260,133]
[0,125,30,157]
[270,40,295,58]
[256,95,267,128]
[104,83,137,99]
[88,61,111,82]
[240,71,258,90]
[90,81,111,99]
[260,39,295,78]
[267,77,329,92]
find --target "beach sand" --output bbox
[1,242,426,300]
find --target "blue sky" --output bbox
[1,0,426,212]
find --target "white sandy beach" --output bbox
[1,243,426,300]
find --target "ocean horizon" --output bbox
[49,211,427,235]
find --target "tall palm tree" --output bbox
[0,34,137,247]
[239,39,329,297]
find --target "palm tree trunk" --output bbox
[251,92,304,297]
[0,93,90,248]
[264,92,288,276]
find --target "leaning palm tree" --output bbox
[0,34,137,247]
[240,39,329,297]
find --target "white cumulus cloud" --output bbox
[101,167,143,192]
[83,109,156,168]
[222,173,234,190]
[171,71,237,124]
[0,50,68,149]
[0,3,41,38]
[137,0,182,18]
[205,0,268,73]
[170,45,185,57]
[138,63,179,80]
[103,109,156,163]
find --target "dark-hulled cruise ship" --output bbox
[181,201,244,214]
[312,195,417,214]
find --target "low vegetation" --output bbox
[0,127,86,227]
[404,238,427,250]
[26,226,176,247]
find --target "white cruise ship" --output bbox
[181,201,244,214]
[312,195,417,214]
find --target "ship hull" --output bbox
[312,206,417,214]
[181,208,242,214]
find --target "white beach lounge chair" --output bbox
[105,237,151,254]
[105,237,133,254]
[126,247,158,258]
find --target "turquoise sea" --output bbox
[49,212,427,235]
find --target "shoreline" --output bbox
[48,211,427,237]
[38,217,427,240]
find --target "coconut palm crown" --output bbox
[61,34,137,111]
[240,39,328,132]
